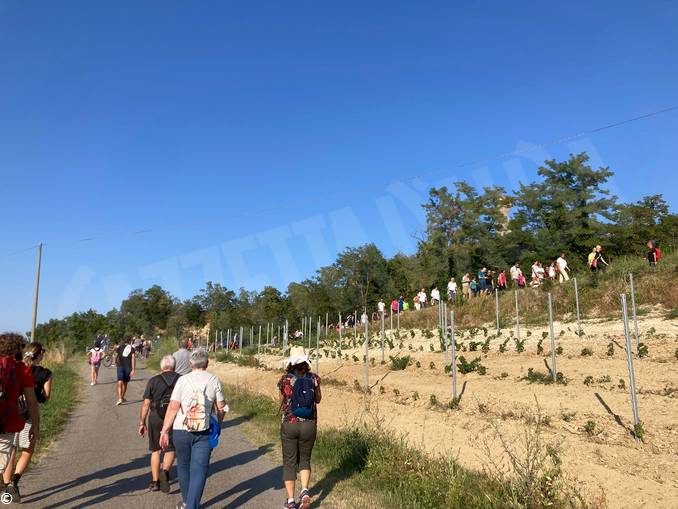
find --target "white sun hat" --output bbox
[284,345,311,369]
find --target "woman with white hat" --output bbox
[278,346,322,509]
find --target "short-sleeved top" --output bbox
[2,359,35,433]
[173,349,192,376]
[116,344,135,370]
[32,365,53,404]
[278,372,320,423]
[170,370,225,431]
[143,371,180,416]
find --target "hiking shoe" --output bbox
[148,481,159,492]
[298,489,311,509]
[158,469,170,493]
[283,501,298,509]
[5,482,20,503]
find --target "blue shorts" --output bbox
[117,367,131,382]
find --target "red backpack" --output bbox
[0,356,19,432]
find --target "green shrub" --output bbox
[390,355,410,371]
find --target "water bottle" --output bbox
[209,414,221,449]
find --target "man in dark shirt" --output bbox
[139,355,179,493]
[114,338,136,406]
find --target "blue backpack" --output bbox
[291,374,315,419]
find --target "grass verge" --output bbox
[35,361,79,458]
[221,383,589,509]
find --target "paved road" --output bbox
[20,362,284,508]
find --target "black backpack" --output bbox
[153,373,176,419]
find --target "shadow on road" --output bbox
[201,444,280,508]
[24,455,150,506]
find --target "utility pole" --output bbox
[30,243,43,343]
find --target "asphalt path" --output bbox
[19,362,284,508]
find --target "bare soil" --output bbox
[213,311,678,509]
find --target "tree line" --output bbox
[34,153,677,351]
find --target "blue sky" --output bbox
[1,1,677,332]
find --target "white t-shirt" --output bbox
[170,370,225,431]
[447,280,457,292]
[377,301,385,313]
[556,257,568,271]
[431,289,440,301]
[418,291,427,303]
[509,266,519,280]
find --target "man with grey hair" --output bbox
[139,355,180,493]
[172,339,192,376]
[160,348,228,509]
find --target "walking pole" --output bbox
[573,277,582,337]
[450,309,457,400]
[443,301,448,364]
[495,288,500,332]
[629,273,640,352]
[354,309,357,340]
[338,312,342,354]
[621,294,641,441]
[364,311,369,392]
[380,310,385,363]
[548,293,557,382]
[316,318,320,374]
[30,243,43,342]
[514,290,520,341]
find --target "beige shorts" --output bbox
[0,433,15,473]
[13,420,32,450]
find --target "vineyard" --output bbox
[211,291,677,508]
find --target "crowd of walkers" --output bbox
[130,337,320,509]
[0,334,52,504]
[361,242,664,319]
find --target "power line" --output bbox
[2,103,677,259]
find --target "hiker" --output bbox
[647,240,661,266]
[477,268,487,293]
[547,261,557,280]
[509,263,522,287]
[377,300,386,315]
[497,270,507,290]
[398,295,404,312]
[390,298,399,315]
[173,339,192,376]
[114,338,136,405]
[556,253,570,282]
[587,246,597,272]
[430,286,440,306]
[2,342,52,503]
[140,355,180,493]
[470,277,478,297]
[87,338,104,385]
[159,349,227,509]
[0,334,40,504]
[278,346,322,509]
[418,288,427,308]
[461,273,471,300]
[447,277,457,301]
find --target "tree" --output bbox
[333,244,390,311]
[513,153,617,262]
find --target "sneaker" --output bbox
[116,399,123,406]
[90,382,95,386]
[298,489,311,509]
[175,502,186,509]
[148,481,159,492]
[5,482,20,503]
[158,469,170,493]
[283,501,298,509]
